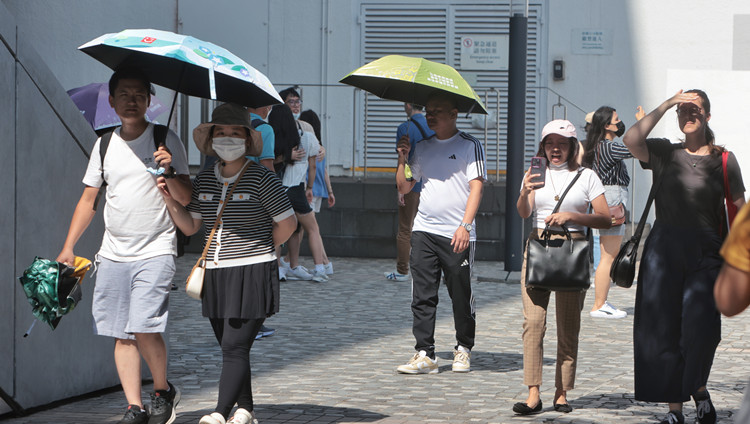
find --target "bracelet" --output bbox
[163,168,177,179]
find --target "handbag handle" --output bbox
[542,168,584,240]
[197,160,252,262]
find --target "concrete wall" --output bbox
[0,0,178,413]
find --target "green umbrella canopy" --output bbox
[340,55,488,114]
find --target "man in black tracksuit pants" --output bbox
[395,92,487,374]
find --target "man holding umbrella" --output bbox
[57,67,190,424]
[395,91,486,374]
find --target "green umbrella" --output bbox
[340,55,488,114]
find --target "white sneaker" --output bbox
[200,412,227,424]
[324,261,334,275]
[279,257,292,271]
[286,266,313,281]
[590,301,627,319]
[397,350,438,374]
[311,269,329,282]
[228,408,258,424]
[278,267,287,282]
[384,271,409,282]
[452,347,471,372]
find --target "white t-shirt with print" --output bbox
[82,123,189,261]
[410,131,487,240]
[282,128,320,187]
[522,164,605,233]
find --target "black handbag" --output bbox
[525,169,590,291]
[610,166,664,288]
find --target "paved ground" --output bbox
[2,255,749,423]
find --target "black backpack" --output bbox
[93,125,190,256]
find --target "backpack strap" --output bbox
[93,130,115,211]
[251,118,267,129]
[409,116,429,141]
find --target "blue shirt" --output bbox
[396,113,434,193]
[247,112,275,163]
[311,156,328,198]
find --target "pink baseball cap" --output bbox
[541,119,577,141]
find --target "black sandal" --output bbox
[553,403,573,413]
[512,400,542,415]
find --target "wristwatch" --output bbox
[162,168,177,179]
[460,222,473,232]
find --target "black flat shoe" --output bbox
[512,400,542,415]
[554,403,573,413]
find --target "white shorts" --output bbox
[311,196,323,213]
[92,254,175,340]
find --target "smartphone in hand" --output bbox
[530,157,547,188]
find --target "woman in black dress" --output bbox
[623,90,746,424]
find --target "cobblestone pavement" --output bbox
[3,255,749,423]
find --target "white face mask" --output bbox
[212,136,246,162]
[292,112,301,120]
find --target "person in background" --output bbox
[299,109,335,273]
[623,89,746,424]
[582,106,632,319]
[385,103,435,282]
[160,103,296,424]
[514,119,610,415]
[268,100,330,282]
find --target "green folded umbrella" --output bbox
[340,55,487,114]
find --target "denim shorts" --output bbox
[286,183,313,214]
[92,254,175,340]
[597,185,628,236]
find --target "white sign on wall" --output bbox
[460,35,509,70]
[571,28,613,55]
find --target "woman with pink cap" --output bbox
[514,119,610,415]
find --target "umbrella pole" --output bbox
[164,65,188,146]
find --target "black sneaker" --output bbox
[118,404,148,424]
[659,410,684,424]
[694,390,717,424]
[147,381,180,424]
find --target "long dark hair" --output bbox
[683,89,722,154]
[268,104,300,165]
[299,109,322,144]
[582,106,615,168]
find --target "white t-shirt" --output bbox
[282,126,320,187]
[82,124,189,261]
[521,164,605,232]
[411,131,487,240]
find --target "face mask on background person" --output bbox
[615,121,626,138]
[212,137,247,162]
[292,112,301,120]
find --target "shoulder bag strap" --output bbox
[198,161,252,261]
[409,116,429,140]
[630,161,667,243]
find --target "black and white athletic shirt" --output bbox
[592,139,633,186]
[187,161,294,269]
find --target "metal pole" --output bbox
[504,13,528,272]
[494,88,501,182]
[351,89,356,177]
[483,90,489,176]
[364,93,368,180]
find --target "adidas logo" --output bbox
[460,259,469,267]
[448,154,457,159]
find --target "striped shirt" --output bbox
[187,161,294,269]
[592,139,633,186]
[411,131,487,240]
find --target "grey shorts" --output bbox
[597,185,628,237]
[92,254,175,340]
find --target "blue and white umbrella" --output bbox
[79,29,282,108]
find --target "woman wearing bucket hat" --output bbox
[582,106,633,319]
[624,90,745,424]
[159,103,297,424]
[514,119,610,415]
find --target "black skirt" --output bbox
[202,260,280,320]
